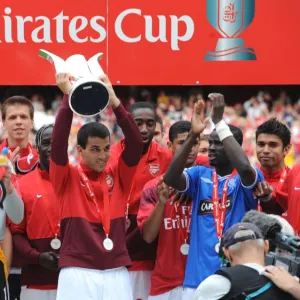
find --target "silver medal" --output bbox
[215,242,220,254]
[50,237,61,250]
[103,238,114,251]
[180,243,190,256]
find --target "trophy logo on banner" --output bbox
[39,50,109,117]
[205,0,256,61]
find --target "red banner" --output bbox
[1,0,300,85]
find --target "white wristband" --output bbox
[215,120,233,141]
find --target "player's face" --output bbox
[132,108,156,153]
[3,104,33,142]
[153,122,163,145]
[78,136,110,173]
[208,131,228,166]
[39,127,53,169]
[198,139,209,156]
[256,134,290,170]
[169,132,199,167]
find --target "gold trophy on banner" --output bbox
[39,50,109,117]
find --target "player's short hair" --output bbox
[129,102,156,117]
[156,115,163,132]
[2,96,34,121]
[35,124,54,151]
[200,134,209,142]
[77,122,110,149]
[256,118,291,148]
[169,121,191,143]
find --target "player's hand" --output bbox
[2,169,13,194]
[55,73,76,95]
[157,179,169,205]
[191,100,209,135]
[209,93,225,125]
[253,181,273,199]
[98,74,120,109]
[10,147,20,165]
[171,191,192,205]
[264,266,300,293]
[38,252,59,271]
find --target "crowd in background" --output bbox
[0,88,299,166]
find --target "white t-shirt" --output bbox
[193,263,265,300]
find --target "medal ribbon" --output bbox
[77,165,111,238]
[212,170,235,240]
[35,169,60,238]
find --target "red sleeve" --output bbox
[10,192,41,265]
[50,94,72,196]
[137,177,160,231]
[113,104,142,167]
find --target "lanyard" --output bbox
[77,165,111,238]
[276,168,289,191]
[212,170,234,240]
[35,169,60,238]
[173,201,192,245]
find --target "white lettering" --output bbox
[115,8,141,43]
[90,16,106,43]
[69,16,88,43]
[31,16,52,43]
[181,206,188,215]
[3,7,12,43]
[144,15,167,43]
[16,15,33,43]
[170,15,194,50]
[164,218,172,230]
[53,11,69,43]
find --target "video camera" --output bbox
[265,232,300,277]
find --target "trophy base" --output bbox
[205,38,256,61]
[69,78,109,117]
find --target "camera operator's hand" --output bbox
[264,266,300,299]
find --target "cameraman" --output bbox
[193,223,296,300]
[264,266,300,300]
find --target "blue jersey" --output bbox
[182,166,264,288]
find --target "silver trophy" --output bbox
[205,0,256,61]
[39,50,109,117]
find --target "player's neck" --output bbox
[7,136,29,149]
[215,165,234,177]
[261,161,285,174]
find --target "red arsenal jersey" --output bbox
[276,164,300,233]
[11,168,59,288]
[138,175,191,295]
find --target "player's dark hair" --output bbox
[35,124,54,151]
[227,125,243,146]
[129,102,156,117]
[77,122,110,149]
[156,115,163,132]
[169,121,191,143]
[2,96,34,121]
[256,118,291,148]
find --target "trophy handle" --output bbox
[88,53,105,78]
[39,49,67,74]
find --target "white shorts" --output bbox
[148,286,195,300]
[20,286,57,300]
[56,266,132,300]
[129,270,152,300]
